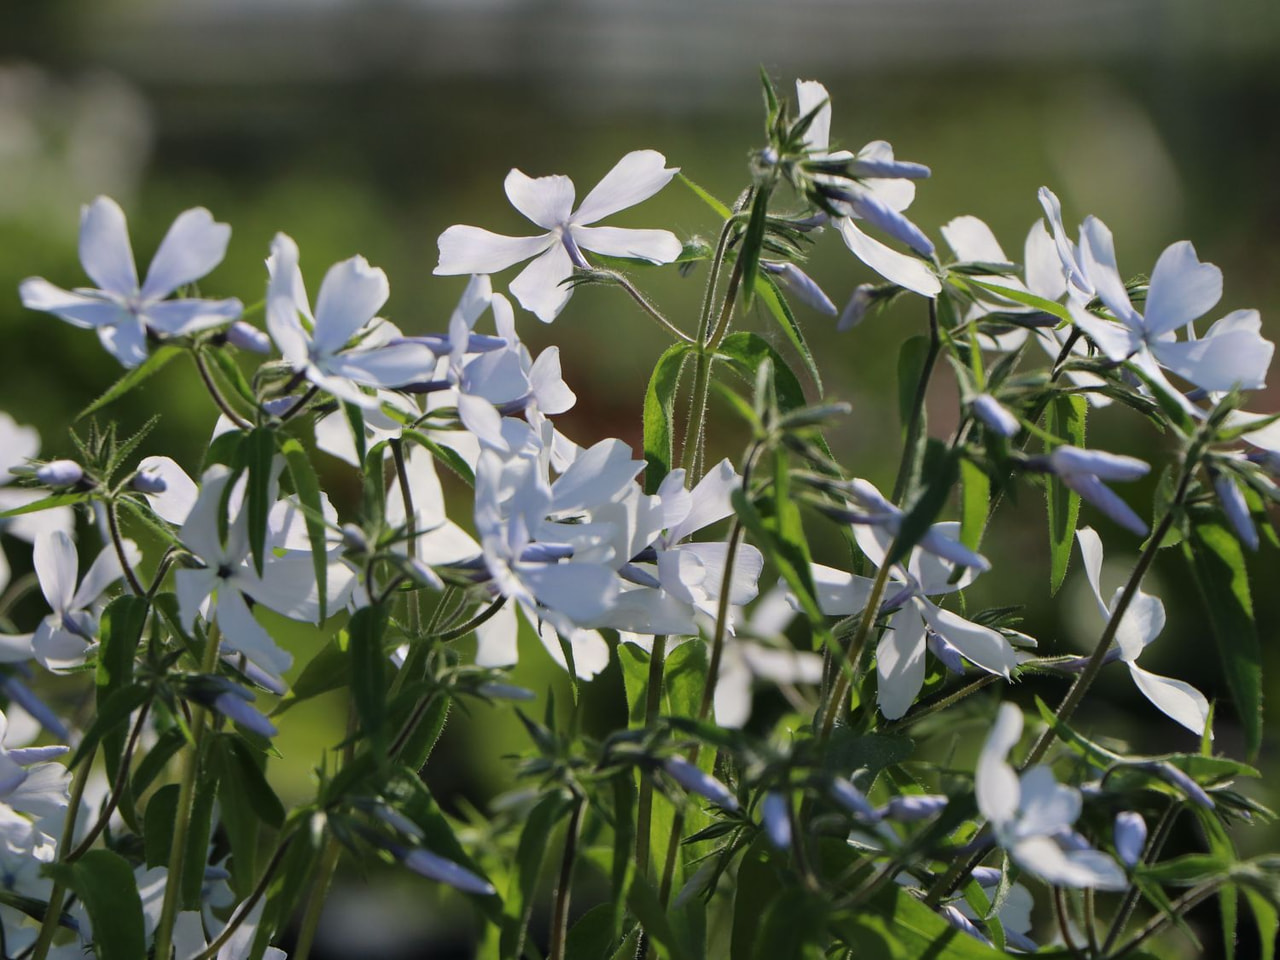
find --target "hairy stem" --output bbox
[817,559,892,741]
[191,833,295,960]
[634,634,667,881]
[193,350,252,430]
[1100,801,1182,954]
[293,835,341,960]
[66,700,151,860]
[30,749,94,960]
[390,437,420,636]
[548,797,584,960]
[105,499,145,596]
[153,624,223,960]
[891,298,940,506]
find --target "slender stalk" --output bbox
[1054,886,1083,958]
[30,749,94,960]
[1110,881,1222,959]
[682,254,746,480]
[605,272,694,344]
[1100,802,1182,954]
[193,350,252,430]
[105,500,145,596]
[548,797,585,960]
[191,834,295,960]
[891,299,940,505]
[881,675,1000,734]
[153,624,224,960]
[817,559,892,741]
[634,634,667,881]
[293,835,341,960]
[145,547,180,600]
[1020,466,1192,770]
[390,438,420,636]
[66,701,151,860]
[1084,888,1100,955]
[277,385,320,423]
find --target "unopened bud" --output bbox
[341,524,369,553]
[838,284,876,332]
[226,321,272,354]
[881,794,947,822]
[35,460,83,488]
[971,393,1020,438]
[131,469,167,495]
[829,779,880,821]
[399,846,496,896]
[663,756,739,811]
[1212,471,1258,552]
[761,792,792,850]
[1113,811,1147,867]
[212,691,278,739]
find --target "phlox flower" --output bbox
[0,529,139,672]
[1073,216,1273,395]
[266,233,435,409]
[810,513,1025,719]
[1075,527,1210,735]
[435,150,683,322]
[0,413,76,591]
[20,196,242,367]
[977,703,1127,890]
[1046,446,1150,536]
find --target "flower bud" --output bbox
[971,866,1002,887]
[838,284,876,332]
[1136,761,1214,809]
[407,558,444,591]
[212,691,278,739]
[131,469,167,495]
[35,460,83,487]
[399,846,496,896]
[1113,811,1147,867]
[1212,472,1258,552]
[761,261,836,316]
[927,632,967,675]
[477,682,536,702]
[939,904,991,946]
[662,756,739,812]
[226,320,272,354]
[829,779,880,821]
[761,792,792,850]
[971,393,1020,438]
[881,794,947,822]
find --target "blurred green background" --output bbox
[4,1,1280,955]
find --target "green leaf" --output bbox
[754,274,822,393]
[205,347,258,405]
[500,791,570,958]
[245,427,276,577]
[211,737,260,896]
[750,888,827,960]
[1044,394,1087,595]
[611,775,637,940]
[348,605,390,753]
[628,873,695,960]
[402,430,476,487]
[565,903,620,960]
[70,682,150,770]
[252,812,322,960]
[77,345,180,420]
[832,883,1008,958]
[181,752,219,908]
[730,487,822,627]
[959,458,990,552]
[679,173,732,219]
[738,187,770,311]
[50,850,146,960]
[1184,517,1263,760]
[642,343,693,494]
[280,438,329,620]
[144,783,180,868]
[273,638,347,715]
[887,439,959,567]
[1139,853,1233,885]
[823,730,914,783]
[1244,887,1278,960]
[131,726,185,797]
[717,331,809,415]
[345,402,368,465]
[222,735,286,828]
[961,278,1073,327]
[96,596,149,790]
[0,492,87,519]
[395,694,450,773]
[897,336,932,433]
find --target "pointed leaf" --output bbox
[77,345,180,420]
[1044,394,1087,594]
[279,438,328,620]
[643,343,693,494]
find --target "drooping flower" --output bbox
[20,196,242,367]
[977,703,1127,890]
[435,150,683,322]
[1046,446,1150,536]
[1075,527,1210,735]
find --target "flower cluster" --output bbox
[2,72,1277,960]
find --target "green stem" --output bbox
[606,271,694,344]
[548,797,584,960]
[105,500,145,596]
[190,833,295,960]
[193,350,252,430]
[891,298,940,506]
[30,749,94,960]
[881,674,1000,734]
[1055,886,1083,958]
[153,625,223,960]
[1020,465,1192,770]
[1109,881,1222,959]
[1100,801,1181,955]
[293,834,341,960]
[634,634,667,881]
[817,559,892,741]
[66,701,151,860]
[390,438,420,636]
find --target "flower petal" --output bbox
[140,207,232,300]
[71,542,136,611]
[941,215,1008,265]
[215,587,293,680]
[1128,662,1211,736]
[34,531,77,614]
[79,196,138,295]
[835,218,940,298]
[572,150,678,225]
[1110,587,1165,662]
[508,243,575,322]
[1150,326,1273,392]
[137,455,200,525]
[96,315,150,368]
[18,279,122,329]
[875,607,927,720]
[919,599,1020,678]
[1016,766,1081,838]
[1079,216,1140,328]
[1025,220,1068,301]
[144,297,242,336]
[312,255,390,357]
[795,80,832,154]
[976,702,1022,825]
[434,226,552,276]
[327,342,435,389]
[505,169,575,229]
[1142,241,1222,338]
[1075,527,1111,619]
[571,225,682,264]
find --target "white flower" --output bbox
[1076,527,1210,736]
[0,413,77,590]
[1075,216,1273,394]
[20,196,242,367]
[266,233,434,409]
[434,150,682,322]
[977,703,1127,890]
[810,518,1024,720]
[18,530,140,672]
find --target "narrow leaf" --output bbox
[642,343,692,494]
[245,427,276,577]
[77,345,180,420]
[50,850,147,960]
[1044,394,1087,594]
[280,438,328,620]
